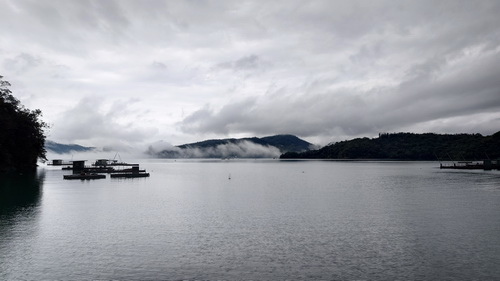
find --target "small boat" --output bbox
[63,173,106,180]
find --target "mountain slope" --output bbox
[261,134,314,152]
[281,131,500,160]
[155,134,312,158]
[45,140,94,154]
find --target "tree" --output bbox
[0,76,47,173]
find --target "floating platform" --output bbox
[109,168,146,173]
[110,173,150,178]
[61,159,150,179]
[440,160,500,170]
[93,159,138,167]
[84,167,146,174]
[83,167,116,173]
[49,159,73,166]
[63,173,106,180]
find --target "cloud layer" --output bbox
[1,0,500,147]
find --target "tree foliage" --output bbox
[0,76,47,173]
[281,132,500,160]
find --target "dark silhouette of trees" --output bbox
[0,76,47,173]
[281,132,500,160]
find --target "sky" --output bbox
[1,0,500,151]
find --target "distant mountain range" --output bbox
[281,131,500,160]
[45,140,94,154]
[44,131,500,161]
[153,134,313,158]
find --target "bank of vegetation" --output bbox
[0,76,46,174]
[281,131,500,160]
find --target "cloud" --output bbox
[180,98,258,135]
[1,1,500,147]
[145,140,178,155]
[50,96,159,149]
[3,53,41,74]
[180,41,500,143]
[151,140,281,158]
[216,54,261,71]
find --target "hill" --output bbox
[280,131,500,160]
[45,140,94,154]
[154,134,312,158]
[260,135,315,152]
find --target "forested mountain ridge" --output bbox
[178,134,311,151]
[154,134,313,158]
[280,131,500,160]
[260,135,316,152]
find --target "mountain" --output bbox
[153,134,313,158]
[45,140,94,154]
[260,135,316,152]
[281,131,500,160]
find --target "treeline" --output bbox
[177,134,311,152]
[0,76,46,173]
[280,132,500,160]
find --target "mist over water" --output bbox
[149,140,282,158]
[1,160,500,280]
[45,150,147,164]
[48,139,283,161]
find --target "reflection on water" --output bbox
[0,170,44,279]
[0,170,44,218]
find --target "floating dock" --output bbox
[63,173,106,180]
[61,159,151,180]
[110,172,150,178]
[110,166,150,178]
[93,159,138,167]
[440,160,500,170]
[48,159,73,166]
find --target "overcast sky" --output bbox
[1,0,500,149]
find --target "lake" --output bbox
[1,159,500,280]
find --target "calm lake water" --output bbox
[1,160,500,280]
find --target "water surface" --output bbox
[1,160,500,280]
